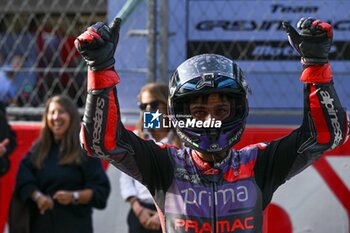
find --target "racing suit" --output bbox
[79,65,349,233]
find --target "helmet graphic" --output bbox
[168,54,249,154]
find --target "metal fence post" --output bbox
[147,0,156,83]
[159,0,168,84]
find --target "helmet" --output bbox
[168,54,249,154]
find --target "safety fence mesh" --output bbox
[0,0,107,119]
[1,0,349,121]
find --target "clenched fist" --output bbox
[75,18,122,71]
[283,17,332,65]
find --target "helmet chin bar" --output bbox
[177,126,240,154]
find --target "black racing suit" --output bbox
[80,67,349,233]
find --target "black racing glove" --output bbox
[282,17,333,65]
[75,18,122,71]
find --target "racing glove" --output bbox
[283,18,333,83]
[75,18,121,71]
[75,18,122,90]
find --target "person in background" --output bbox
[120,82,181,233]
[14,95,110,233]
[0,54,36,106]
[0,53,12,104]
[0,59,17,105]
[0,101,17,176]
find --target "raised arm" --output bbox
[74,19,173,193]
[74,19,125,159]
[283,18,349,155]
[254,18,349,207]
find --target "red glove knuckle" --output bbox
[319,22,333,37]
[87,28,101,38]
[77,32,91,42]
[312,19,321,26]
[78,30,104,45]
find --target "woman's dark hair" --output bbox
[31,95,82,169]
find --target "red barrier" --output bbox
[1,124,349,232]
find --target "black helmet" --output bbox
[168,54,249,153]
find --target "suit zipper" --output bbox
[212,182,217,233]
